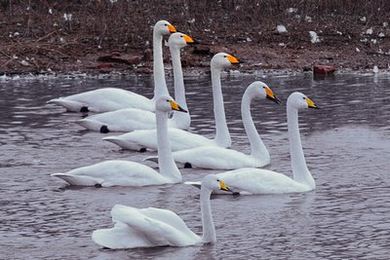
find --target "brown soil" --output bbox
[1,1,390,75]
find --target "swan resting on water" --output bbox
[51,96,187,187]
[92,174,231,249]
[186,92,319,195]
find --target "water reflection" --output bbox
[1,73,390,259]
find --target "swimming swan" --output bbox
[50,97,186,187]
[91,174,230,249]
[103,52,239,151]
[47,20,176,113]
[187,92,319,194]
[169,81,281,170]
[76,32,194,133]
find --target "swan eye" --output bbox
[303,97,306,100]
[263,86,266,89]
[166,99,170,102]
[223,55,227,58]
[165,24,168,26]
[180,35,183,38]
[216,179,220,182]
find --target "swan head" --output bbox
[168,32,195,49]
[154,20,177,36]
[211,52,240,70]
[155,96,188,113]
[202,174,231,192]
[248,81,281,104]
[287,92,319,110]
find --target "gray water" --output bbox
[1,72,390,260]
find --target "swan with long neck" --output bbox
[47,20,176,113]
[50,97,186,187]
[76,32,194,132]
[91,174,230,249]
[103,52,239,151]
[187,92,319,194]
[168,81,280,170]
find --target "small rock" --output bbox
[287,8,298,13]
[305,16,312,22]
[20,60,30,66]
[366,28,373,35]
[378,32,385,38]
[356,47,360,52]
[360,16,367,22]
[373,65,379,74]
[96,63,113,69]
[277,25,287,34]
[313,65,336,75]
[309,31,320,43]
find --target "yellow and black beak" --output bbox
[227,54,240,65]
[265,86,281,104]
[169,100,188,113]
[183,34,196,44]
[219,180,231,192]
[168,24,177,33]
[305,97,319,109]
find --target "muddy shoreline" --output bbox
[1,1,390,76]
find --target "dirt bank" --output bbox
[1,1,390,75]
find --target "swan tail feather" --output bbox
[92,222,151,249]
[76,119,105,132]
[47,98,85,112]
[103,136,142,151]
[184,181,201,189]
[50,173,104,186]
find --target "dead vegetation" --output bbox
[1,0,390,74]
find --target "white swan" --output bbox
[92,174,230,249]
[47,20,176,113]
[76,32,194,133]
[103,52,239,151]
[187,92,319,194]
[168,81,280,170]
[50,96,186,187]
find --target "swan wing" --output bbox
[92,221,155,249]
[49,88,154,112]
[172,146,263,170]
[52,160,166,187]
[104,128,216,152]
[101,205,199,247]
[77,108,158,132]
[217,168,310,194]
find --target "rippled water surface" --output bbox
[1,73,390,260]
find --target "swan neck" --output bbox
[241,91,269,160]
[200,187,216,244]
[153,31,169,100]
[170,46,190,129]
[156,110,182,182]
[211,68,231,147]
[287,105,315,188]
